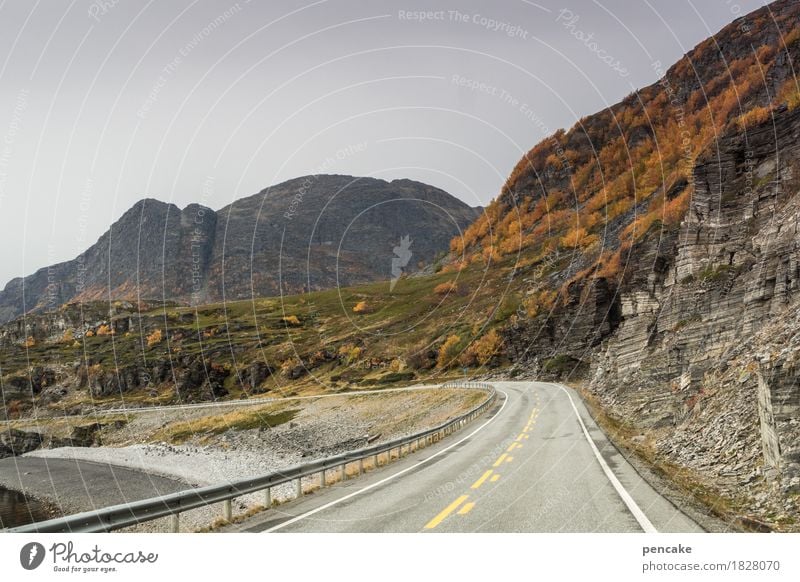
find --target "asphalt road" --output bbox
[233,382,704,533]
[0,456,187,518]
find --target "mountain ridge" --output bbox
[0,174,481,323]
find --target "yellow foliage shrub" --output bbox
[436,335,461,369]
[338,344,362,364]
[466,329,503,366]
[559,226,597,249]
[146,329,163,347]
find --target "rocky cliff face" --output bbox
[587,105,800,524]
[468,0,800,528]
[504,104,800,527]
[0,175,479,323]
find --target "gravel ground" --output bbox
[20,388,485,531]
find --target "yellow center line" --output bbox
[493,453,508,467]
[490,474,500,482]
[457,502,476,516]
[506,456,514,463]
[425,495,469,529]
[470,470,493,489]
[506,443,516,453]
[515,434,525,441]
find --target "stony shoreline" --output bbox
[5,387,484,531]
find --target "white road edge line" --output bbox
[550,383,658,533]
[261,389,510,533]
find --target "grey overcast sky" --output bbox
[0,0,767,288]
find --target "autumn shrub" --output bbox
[436,335,461,369]
[96,324,113,336]
[146,329,163,347]
[352,301,370,314]
[523,290,557,318]
[433,281,457,295]
[465,329,503,366]
[559,226,598,250]
[662,187,692,226]
[778,79,800,110]
[595,250,624,280]
[737,105,771,130]
[338,344,362,365]
[282,315,302,326]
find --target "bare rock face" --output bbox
[0,429,43,458]
[0,176,480,323]
[587,105,800,523]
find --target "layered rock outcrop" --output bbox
[582,105,800,525]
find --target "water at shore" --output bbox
[0,485,49,529]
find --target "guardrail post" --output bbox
[319,469,326,488]
[223,499,232,522]
[265,487,272,508]
[341,464,347,481]
[373,453,379,468]
[170,512,180,533]
[295,477,302,498]
[358,458,364,475]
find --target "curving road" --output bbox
[233,382,704,533]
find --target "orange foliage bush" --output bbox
[738,105,771,129]
[146,329,163,347]
[352,301,370,314]
[465,329,503,366]
[433,281,458,295]
[595,250,624,280]
[96,324,113,336]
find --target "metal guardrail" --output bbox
[7,382,495,533]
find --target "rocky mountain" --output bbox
[0,175,480,323]
[474,0,800,525]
